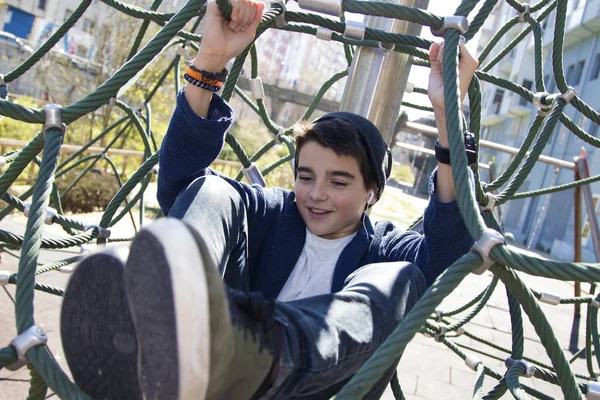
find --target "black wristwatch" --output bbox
[435,132,477,166]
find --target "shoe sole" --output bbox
[125,219,210,400]
[60,247,141,400]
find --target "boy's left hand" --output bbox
[428,40,479,113]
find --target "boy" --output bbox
[60,0,479,399]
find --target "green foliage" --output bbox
[0,95,42,141]
[389,163,415,185]
[56,169,120,213]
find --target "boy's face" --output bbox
[295,141,372,239]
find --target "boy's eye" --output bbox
[298,176,313,181]
[331,181,348,187]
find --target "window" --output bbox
[37,0,46,10]
[569,60,585,85]
[590,53,600,81]
[565,64,575,84]
[520,79,533,106]
[492,89,504,114]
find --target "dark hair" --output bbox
[293,118,378,191]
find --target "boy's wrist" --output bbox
[192,52,229,74]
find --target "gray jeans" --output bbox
[168,175,426,399]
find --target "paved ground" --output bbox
[0,186,593,399]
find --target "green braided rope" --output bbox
[492,264,583,398]
[505,362,531,400]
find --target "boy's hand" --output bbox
[428,41,479,113]
[195,0,265,71]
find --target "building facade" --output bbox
[478,0,600,262]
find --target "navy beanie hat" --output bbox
[299,112,392,199]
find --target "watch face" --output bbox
[464,132,476,150]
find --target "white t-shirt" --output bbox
[277,229,356,302]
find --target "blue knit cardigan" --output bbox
[158,93,474,298]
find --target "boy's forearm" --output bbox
[433,107,457,203]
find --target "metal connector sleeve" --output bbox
[519,5,531,23]
[85,224,112,239]
[480,194,496,212]
[6,325,48,371]
[249,77,265,100]
[465,354,482,371]
[0,156,6,169]
[272,0,288,27]
[298,0,343,17]
[24,203,57,225]
[532,92,552,115]
[539,292,560,306]
[430,16,469,37]
[42,104,66,138]
[316,27,333,41]
[505,357,535,378]
[343,21,366,41]
[470,228,504,274]
[242,163,267,187]
[559,87,577,104]
[0,271,9,285]
[587,381,600,400]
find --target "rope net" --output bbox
[0,0,599,398]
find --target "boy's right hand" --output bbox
[196,0,265,71]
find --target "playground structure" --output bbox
[1,0,600,398]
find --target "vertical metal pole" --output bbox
[574,159,582,317]
[576,154,600,261]
[339,0,430,145]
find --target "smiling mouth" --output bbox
[308,207,332,217]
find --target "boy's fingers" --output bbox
[429,42,440,63]
[240,2,255,31]
[248,1,264,32]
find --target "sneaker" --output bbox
[124,218,281,400]
[60,247,141,400]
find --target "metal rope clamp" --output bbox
[505,357,535,378]
[272,0,287,28]
[298,0,343,17]
[430,16,469,37]
[6,325,48,371]
[249,77,265,100]
[24,203,57,225]
[518,5,531,23]
[480,193,496,212]
[470,228,504,274]
[587,380,600,400]
[274,126,285,144]
[85,224,112,239]
[559,86,577,105]
[591,299,600,309]
[0,156,6,170]
[343,21,366,41]
[316,27,333,41]
[242,163,267,187]
[532,92,552,116]
[434,326,447,342]
[42,104,66,139]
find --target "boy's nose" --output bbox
[309,183,328,201]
